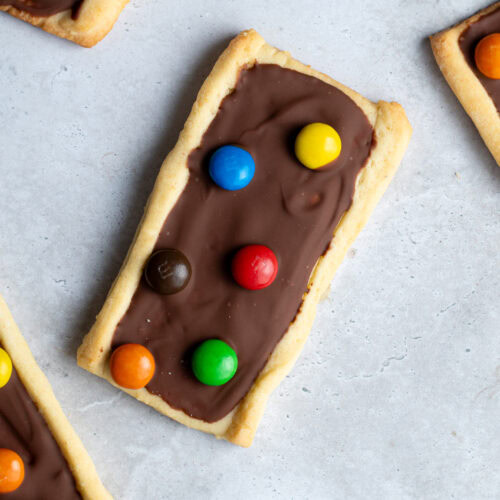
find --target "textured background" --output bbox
[0,1,499,498]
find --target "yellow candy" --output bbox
[295,122,342,169]
[0,348,12,388]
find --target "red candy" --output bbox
[231,245,278,290]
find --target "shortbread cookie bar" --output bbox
[431,2,500,165]
[78,29,412,447]
[0,295,111,499]
[0,0,128,47]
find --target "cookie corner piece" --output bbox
[0,294,112,500]
[429,3,500,166]
[1,0,129,47]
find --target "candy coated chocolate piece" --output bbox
[295,122,342,169]
[208,145,255,190]
[110,344,155,390]
[232,244,278,290]
[144,249,192,295]
[0,449,24,493]
[192,339,238,386]
[0,348,12,389]
[475,33,500,79]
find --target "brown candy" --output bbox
[144,249,192,295]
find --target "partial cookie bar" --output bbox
[78,29,412,447]
[0,295,111,499]
[0,0,128,47]
[430,2,500,165]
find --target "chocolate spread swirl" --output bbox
[112,64,375,422]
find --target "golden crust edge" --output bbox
[77,29,412,446]
[429,2,500,166]
[0,295,112,500]
[0,0,129,47]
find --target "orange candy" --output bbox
[474,33,500,79]
[110,344,155,389]
[0,449,24,493]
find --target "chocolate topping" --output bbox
[0,0,83,18]
[0,349,81,499]
[459,6,500,112]
[112,64,374,422]
[144,249,192,295]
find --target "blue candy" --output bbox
[208,145,255,191]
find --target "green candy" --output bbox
[191,339,238,386]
